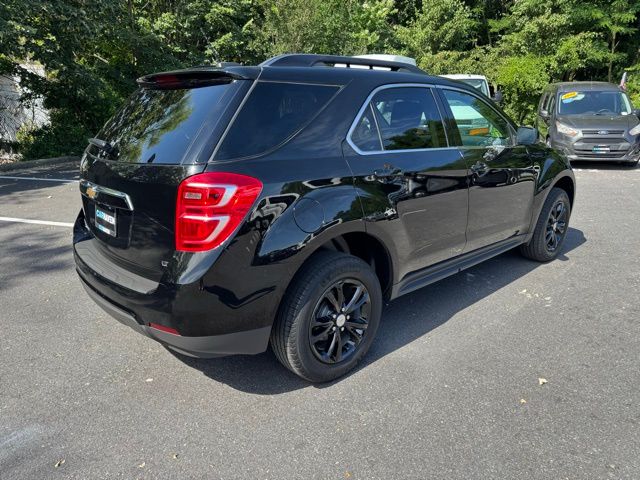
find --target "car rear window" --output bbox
[91,82,241,164]
[215,82,339,160]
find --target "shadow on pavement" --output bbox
[0,223,73,292]
[177,227,587,395]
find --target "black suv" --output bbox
[74,54,575,382]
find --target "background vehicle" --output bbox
[537,82,640,166]
[74,54,575,382]
[442,74,490,96]
[355,54,417,66]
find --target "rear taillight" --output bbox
[175,172,262,252]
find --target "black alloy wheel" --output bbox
[271,251,382,383]
[309,279,371,364]
[520,187,571,262]
[545,200,568,252]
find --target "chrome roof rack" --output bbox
[260,54,426,75]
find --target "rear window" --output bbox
[215,82,339,160]
[92,82,240,164]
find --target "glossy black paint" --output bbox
[458,144,536,251]
[73,60,575,357]
[344,143,469,279]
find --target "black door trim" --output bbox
[391,235,527,299]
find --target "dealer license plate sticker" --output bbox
[95,205,117,237]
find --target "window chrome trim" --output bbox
[346,83,457,156]
[79,180,134,211]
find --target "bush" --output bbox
[17,111,90,160]
[495,55,550,125]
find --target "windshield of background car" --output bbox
[557,90,632,116]
[459,79,490,96]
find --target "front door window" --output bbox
[442,90,513,148]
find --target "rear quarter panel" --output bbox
[198,80,375,330]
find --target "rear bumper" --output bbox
[73,210,275,357]
[78,273,271,357]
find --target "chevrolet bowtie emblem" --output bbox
[86,186,98,199]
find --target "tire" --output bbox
[271,250,382,383]
[520,187,571,262]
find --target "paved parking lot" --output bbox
[1,161,639,479]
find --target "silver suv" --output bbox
[537,82,640,166]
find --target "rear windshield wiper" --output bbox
[88,138,118,157]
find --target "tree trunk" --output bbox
[608,31,616,83]
[127,0,138,75]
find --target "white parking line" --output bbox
[0,216,74,227]
[0,175,78,183]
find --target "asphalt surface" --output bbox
[1,161,639,479]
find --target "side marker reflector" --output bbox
[149,323,181,335]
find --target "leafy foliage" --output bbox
[2,0,640,158]
[256,0,395,56]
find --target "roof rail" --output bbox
[260,54,426,75]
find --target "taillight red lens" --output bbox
[176,172,262,252]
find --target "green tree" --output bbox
[494,55,550,124]
[397,0,477,62]
[2,0,640,158]
[256,0,394,57]
[592,0,640,82]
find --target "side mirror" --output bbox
[540,109,550,120]
[492,90,503,104]
[517,126,539,145]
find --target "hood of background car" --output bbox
[557,114,639,131]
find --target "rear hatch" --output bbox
[79,68,255,281]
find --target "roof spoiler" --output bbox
[137,67,258,89]
[260,54,426,75]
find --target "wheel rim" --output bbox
[309,279,371,364]
[545,200,568,252]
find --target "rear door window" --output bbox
[351,104,382,152]
[372,87,448,150]
[349,86,448,152]
[215,82,339,160]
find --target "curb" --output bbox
[0,156,80,172]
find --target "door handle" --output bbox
[470,162,489,175]
[374,164,403,178]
